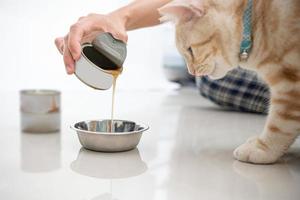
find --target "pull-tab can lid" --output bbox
[92,33,127,67]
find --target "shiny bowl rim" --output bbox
[70,119,149,135]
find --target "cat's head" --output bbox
[159,0,242,79]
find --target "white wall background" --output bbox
[0,0,178,92]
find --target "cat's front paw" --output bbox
[233,137,280,164]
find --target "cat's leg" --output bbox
[234,91,300,164]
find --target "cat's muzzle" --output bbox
[195,64,215,76]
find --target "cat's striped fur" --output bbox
[159,0,300,164]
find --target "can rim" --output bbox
[20,89,61,96]
[73,73,107,90]
[80,43,115,74]
[80,43,123,73]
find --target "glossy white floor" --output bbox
[1,87,300,200]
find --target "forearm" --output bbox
[109,0,171,31]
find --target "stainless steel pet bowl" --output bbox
[71,120,149,152]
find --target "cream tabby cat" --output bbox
[159,0,300,164]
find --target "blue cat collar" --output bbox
[240,0,253,61]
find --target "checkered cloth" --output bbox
[196,68,270,114]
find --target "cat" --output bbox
[159,0,300,164]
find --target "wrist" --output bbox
[108,6,131,31]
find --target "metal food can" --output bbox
[74,33,127,90]
[20,90,61,133]
[75,43,115,90]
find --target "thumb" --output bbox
[110,31,128,43]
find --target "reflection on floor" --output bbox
[0,88,299,200]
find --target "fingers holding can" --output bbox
[63,35,75,74]
[54,37,64,55]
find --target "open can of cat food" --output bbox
[20,90,61,133]
[75,33,127,90]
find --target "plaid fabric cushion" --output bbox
[196,68,270,114]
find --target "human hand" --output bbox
[55,13,128,74]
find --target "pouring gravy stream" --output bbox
[108,69,122,132]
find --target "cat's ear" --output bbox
[158,0,204,23]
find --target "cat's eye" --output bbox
[187,47,194,57]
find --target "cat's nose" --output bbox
[186,64,195,76]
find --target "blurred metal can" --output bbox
[20,90,61,133]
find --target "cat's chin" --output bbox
[208,73,227,80]
[208,65,229,80]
